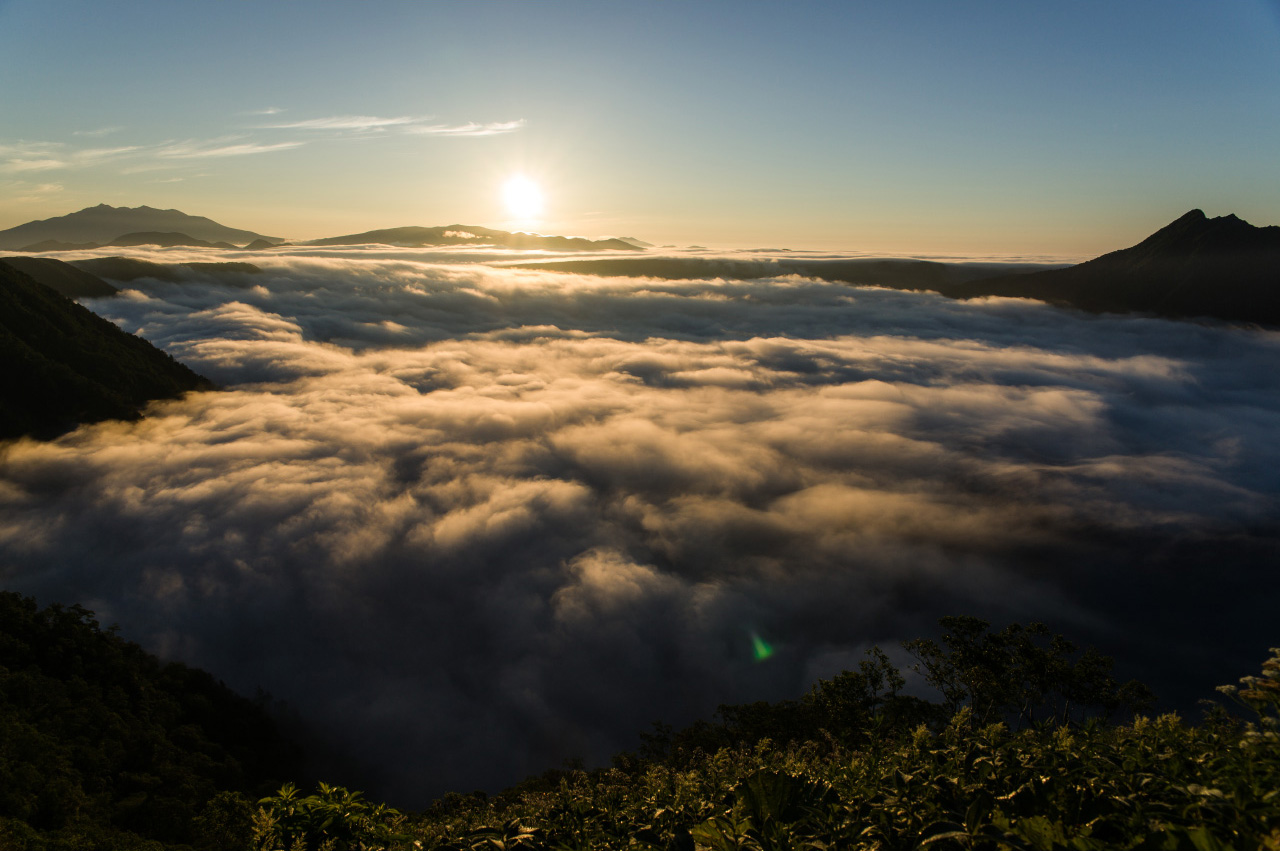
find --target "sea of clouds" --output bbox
[2,247,1278,802]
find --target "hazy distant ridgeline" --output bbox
[7,204,1276,326]
[511,254,1064,292]
[304,224,642,252]
[0,204,282,250]
[0,204,642,253]
[2,243,1277,803]
[514,210,1280,326]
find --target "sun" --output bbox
[502,175,544,220]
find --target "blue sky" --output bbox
[1,0,1277,254]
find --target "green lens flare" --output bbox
[751,633,774,661]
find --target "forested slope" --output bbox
[0,260,213,439]
[0,592,301,850]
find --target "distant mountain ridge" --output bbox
[19,232,245,251]
[71,256,263,283]
[0,254,264,294]
[952,210,1280,324]
[513,210,1279,325]
[305,224,642,252]
[511,255,1056,289]
[108,231,239,249]
[0,204,282,250]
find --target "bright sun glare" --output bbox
[503,176,544,220]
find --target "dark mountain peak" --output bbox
[0,204,281,249]
[952,209,1280,325]
[1115,209,1280,263]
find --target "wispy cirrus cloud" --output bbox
[2,179,64,201]
[408,119,527,136]
[1,158,65,173]
[72,126,124,137]
[259,114,526,136]
[74,146,145,162]
[0,110,523,177]
[155,137,305,159]
[0,140,169,173]
[262,114,422,131]
[0,141,62,173]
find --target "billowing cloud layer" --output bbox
[2,250,1278,803]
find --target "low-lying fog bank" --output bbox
[2,246,1277,803]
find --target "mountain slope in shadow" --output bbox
[953,210,1280,324]
[70,256,263,284]
[0,260,213,440]
[0,256,119,298]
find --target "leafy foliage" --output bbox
[4,599,1276,850]
[254,782,407,851]
[0,591,300,850]
[637,620,1151,770]
[392,622,1275,851]
[904,616,1155,726]
[402,704,1278,850]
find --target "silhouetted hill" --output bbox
[244,238,279,251]
[0,204,282,249]
[513,255,1059,288]
[17,239,102,251]
[108,231,238,249]
[72,256,184,282]
[0,256,118,298]
[69,256,263,284]
[0,260,213,440]
[307,224,642,251]
[953,210,1280,324]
